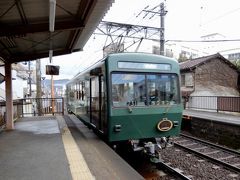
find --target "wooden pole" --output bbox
[51,75,55,114]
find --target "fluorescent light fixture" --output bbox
[49,0,56,32]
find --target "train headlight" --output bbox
[157,118,173,132]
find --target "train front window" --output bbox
[112,73,146,107]
[147,74,180,105]
[111,73,180,107]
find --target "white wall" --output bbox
[0,67,5,100]
[12,71,28,99]
[0,66,27,100]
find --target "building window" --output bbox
[181,73,193,87]
[228,53,240,60]
[181,74,185,86]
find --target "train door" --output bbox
[90,76,100,128]
[90,75,106,132]
[99,75,107,133]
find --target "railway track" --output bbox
[158,133,240,179]
[128,133,240,179]
[174,133,240,173]
[156,161,191,180]
[68,116,240,180]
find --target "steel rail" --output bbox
[174,142,240,173]
[180,133,240,156]
[157,162,191,180]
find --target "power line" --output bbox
[202,7,240,26]
[137,2,167,55]
[165,39,240,43]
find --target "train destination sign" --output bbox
[118,61,171,70]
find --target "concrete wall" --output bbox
[188,118,240,149]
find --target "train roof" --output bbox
[109,52,178,64]
[67,52,178,85]
[108,52,177,61]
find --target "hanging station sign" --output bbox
[46,65,60,75]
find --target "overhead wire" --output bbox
[201,7,240,26]
[101,0,161,51]
[166,39,240,43]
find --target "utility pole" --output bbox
[28,62,32,97]
[94,2,167,55]
[36,59,42,115]
[159,2,167,55]
[140,2,167,55]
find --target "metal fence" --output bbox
[21,98,64,116]
[0,98,64,128]
[0,100,23,128]
[185,96,240,113]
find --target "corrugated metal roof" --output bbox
[0,0,114,63]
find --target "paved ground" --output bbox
[65,115,144,180]
[183,109,240,125]
[0,117,72,180]
[0,115,144,180]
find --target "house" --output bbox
[0,63,29,100]
[180,53,240,97]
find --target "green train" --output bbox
[66,52,183,162]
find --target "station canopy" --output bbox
[0,0,114,65]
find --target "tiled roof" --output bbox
[180,53,237,71]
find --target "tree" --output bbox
[232,59,240,71]
[178,53,188,63]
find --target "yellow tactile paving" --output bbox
[57,116,95,180]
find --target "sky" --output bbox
[41,0,240,80]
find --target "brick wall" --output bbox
[195,58,239,89]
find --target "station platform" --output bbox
[183,109,240,125]
[0,115,144,180]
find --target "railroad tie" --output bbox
[184,143,198,147]
[193,146,208,150]
[232,163,240,167]
[175,140,189,143]
[203,150,220,155]
[217,155,235,161]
